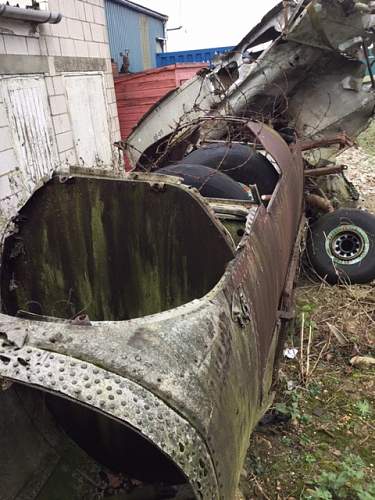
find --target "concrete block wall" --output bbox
[0,0,121,225]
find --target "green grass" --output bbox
[240,285,375,499]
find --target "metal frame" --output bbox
[0,122,304,499]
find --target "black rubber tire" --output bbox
[307,208,375,284]
[183,144,279,195]
[156,164,250,200]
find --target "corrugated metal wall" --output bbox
[114,63,207,140]
[105,0,165,73]
[157,47,234,67]
[147,15,165,67]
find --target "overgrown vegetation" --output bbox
[240,284,375,499]
[304,453,375,500]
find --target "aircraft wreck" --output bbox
[124,0,375,168]
[1,2,375,499]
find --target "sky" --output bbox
[138,0,281,52]
[9,1,280,52]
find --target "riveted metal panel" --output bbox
[0,347,219,499]
[0,132,305,498]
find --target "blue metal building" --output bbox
[105,0,168,73]
[156,47,234,68]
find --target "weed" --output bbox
[358,120,375,156]
[304,453,317,464]
[275,392,302,421]
[304,454,375,499]
[300,434,312,447]
[296,301,323,385]
[297,302,318,329]
[354,400,372,419]
[309,382,322,397]
[281,435,293,446]
[305,487,333,499]
[275,389,313,426]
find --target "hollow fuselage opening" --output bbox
[1,176,233,321]
[0,384,190,499]
[46,391,187,485]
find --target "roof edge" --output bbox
[107,0,168,21]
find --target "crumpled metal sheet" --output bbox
[125,0,375,167]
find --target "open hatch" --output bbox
[1,174,234,321]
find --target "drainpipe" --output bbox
[0,4,62,24]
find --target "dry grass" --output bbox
[240,281,375,499]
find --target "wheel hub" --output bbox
[326,224,370,265]
[332,232,363,260]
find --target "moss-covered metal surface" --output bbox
[221,218,246,247]
[1,177,233,321]
[0,123,304,499]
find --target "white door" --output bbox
[64,74,112,168]
[1,76,59,190]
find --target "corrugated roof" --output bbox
[107,0,168,22]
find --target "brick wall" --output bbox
[0,0,121,226]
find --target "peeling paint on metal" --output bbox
[2,76,59,185]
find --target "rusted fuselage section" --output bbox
[124,0,375,168]
[0,124,304,499]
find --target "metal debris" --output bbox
[0,122,305,499]
[1,2,373,499]
[124,0,375,169]
[71,314,92,326]
[0,328,27,349]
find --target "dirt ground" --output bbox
[340,125,375,213]
[240,285,375,500]
[239,130,375,500]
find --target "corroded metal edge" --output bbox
[0,346,219,499]
[0,122,304,499]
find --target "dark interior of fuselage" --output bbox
[1,176,234,321]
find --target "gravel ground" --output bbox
[339,147,375,212]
